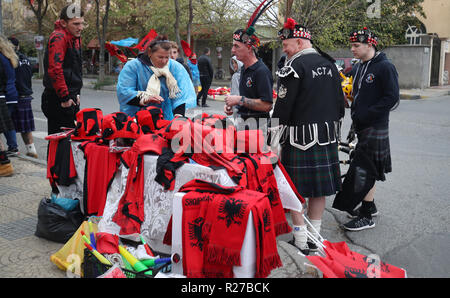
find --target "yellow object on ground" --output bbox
[50,220,98,276]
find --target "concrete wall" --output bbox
[330,46,432,89]
[383,45,431,89]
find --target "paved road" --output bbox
[2,79,449,277]
[330,95,450,278]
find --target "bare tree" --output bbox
[186,0,194,47]
[94,0,111,82]
[174,0,182,50]
[26,0,49,76]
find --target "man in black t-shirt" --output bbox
[224,29,273,125]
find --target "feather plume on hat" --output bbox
[233,0,275,49]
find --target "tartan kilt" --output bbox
[356,126,392,181]
[10,97,35,133]
[0,98,14,134]
[281,141,342,198]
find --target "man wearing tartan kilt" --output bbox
[333,28,399,231]
[271,18,345,254]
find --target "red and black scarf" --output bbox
[112,147,145,235]
[47,132,77,187]
[79,141,121,216]
[179,179,282,278]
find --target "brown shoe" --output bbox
[0,162,14,177]
[26,152,38,159]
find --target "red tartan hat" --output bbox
[71,108,103,141]
[277,18,312,41]
[349,27,378,47]
[101,112,142,140]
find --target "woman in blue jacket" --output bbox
[117,34,196,120]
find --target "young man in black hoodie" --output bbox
[337,28,399,231]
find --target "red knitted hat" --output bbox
[71,108,103,141]
[101,112,142,140]
[135,106,169,134]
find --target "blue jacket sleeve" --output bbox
[117,60,139,105]
[170,60,197,110]
[0,54,18,103]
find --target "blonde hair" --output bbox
[170,41,179,50]
[0,35,18,68]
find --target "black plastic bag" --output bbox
[35,198,84,243]
[332,148,378,213]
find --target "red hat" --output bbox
[133,133,169,155]
[101,112,142,140]
[135,106,170,134]
[71,108,103,141]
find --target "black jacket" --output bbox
[273,51,345,126]
[15,52,33,97]
[43,20,83,102]
[351,52,399,130]
[197,54,213,79]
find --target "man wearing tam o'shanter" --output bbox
[224,0,274,129]
[271,18,345,255]
[333,27,399,232]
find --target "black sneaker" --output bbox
[343,216,375,231]
[0,151,10,165]
[307,241,319,252]
[347,203,378,219]
[288,238,310,255]
[6,148,19,157]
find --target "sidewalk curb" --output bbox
[400,94,425,100]
[13,153,47,167]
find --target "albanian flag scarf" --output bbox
[227,153,292,236]
[179,179,282,278]
[250,152,292,236]
[179,180,235,277]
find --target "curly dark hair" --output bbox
[148,34,171,53]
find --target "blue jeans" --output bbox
[5,104,18,150]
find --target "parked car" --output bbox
[28,57,39,74]
[334,57,353,74]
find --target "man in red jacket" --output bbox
[41,4,84,134]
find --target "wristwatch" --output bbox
[239,96,245,106]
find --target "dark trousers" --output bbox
[197,76,212,106]
[41,89,79,135]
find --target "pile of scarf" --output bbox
[110,113,297,243]
[179,179,282,278]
